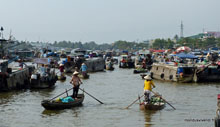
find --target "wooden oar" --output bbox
[125,94,144,109]
[79,88,104,104]
[49,87,73,101]
[151,90,176,110]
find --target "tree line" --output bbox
[52,40,149,51]
[152,37,220,50]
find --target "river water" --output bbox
[0,66,219,127]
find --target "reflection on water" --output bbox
[0,66,219,127]
[143,110,157,127]
[41,109,65,117]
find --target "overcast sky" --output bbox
[1,0,220,43]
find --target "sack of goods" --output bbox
[150,97,163,104]
[61,97,75,103]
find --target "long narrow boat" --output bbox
[78,73,90,79]
[140,95,166,110]
[106,66,115,71]
[41,94,84,110]
[133,68,148,74]
[57,75,66,81]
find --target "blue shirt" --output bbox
[81,65,87,72]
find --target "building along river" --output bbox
[0,66,219,127]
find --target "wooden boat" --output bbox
[133,68,148,74]
[30,58,58,89]
[140,72,151,79]
[193,64,220,82]
[41,94,84,110]
[106,66,114,71]
[150,63,195,83]
[57,75,66,81]
[140,95,166,110]
[105,60,115,71]
[79,73,90,79]
[119,55,135,69]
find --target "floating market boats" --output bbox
[78,73,90,79]
[119,55,134,68]
[150,63,195,83]
[41,94,84,110]
[30,58,57,89]
[134,49,152,69]
[0,59,35,91]
[193,63,220,82]
[140,95,166,110]
[57,73,66,81]
[105,59,114,70]
[133,68,148,74]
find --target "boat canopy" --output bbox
[138,50,150,55]
[33,58,52,65]
[170,53,198,59]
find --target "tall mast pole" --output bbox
[180,21,184,38]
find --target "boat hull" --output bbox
[78,74,90,79]
[58,75,66,81]
[140,103,165,110]
[106,66,114,71]
[41,94,84,110]
[133,69,148,74]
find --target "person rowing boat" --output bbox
[143,75,155,104]
[70,71,82,99]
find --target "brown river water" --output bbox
[0,66,219,127]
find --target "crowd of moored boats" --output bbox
[2,44,220,126]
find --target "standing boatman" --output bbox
[59,64,64,76]
[70,71,82,99]
[143,75,155,103]
[80,63,88,77]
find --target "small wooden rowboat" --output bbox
[106,66,115,71]
[79,73,90,79]
[133,68,148,74]
[57,75,66,81]
[140,96,166,110]
[41,94,84,110]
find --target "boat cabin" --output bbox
[150,63,195,83]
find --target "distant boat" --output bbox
[30,58,57,89]
[78,73,90,79]
[119,55,134,68]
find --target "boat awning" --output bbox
[153,50,165,53]
[170,53,198,59]
[33,58,52,65]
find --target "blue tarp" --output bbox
[171,53,198,59]
[61,97,74,103]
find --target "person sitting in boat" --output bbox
[18,59,24,69]
[40,64,46,75]
[70,71,82,99]
[144,75,155,103]
[121,58,126,63]
[142,59,146,69]
[74,66,79,72]
[80,63,88,76]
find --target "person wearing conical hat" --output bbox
[144,75,155,103]
[59,64,64,76]
[70,71,82,98]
